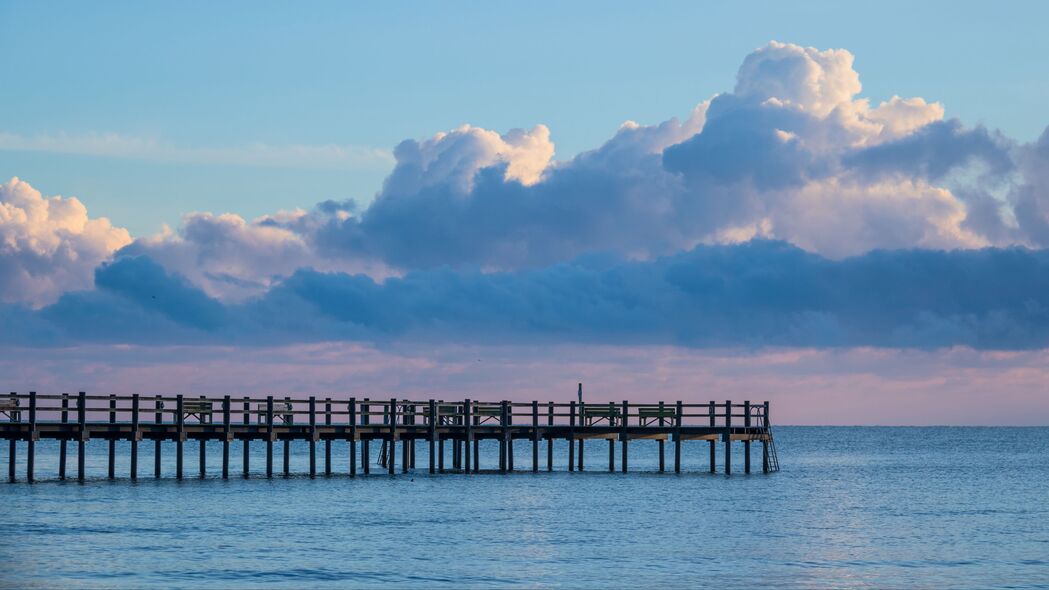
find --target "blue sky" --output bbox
[3,0,1048,234]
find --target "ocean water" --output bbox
[3,427,1048,588]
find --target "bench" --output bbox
[638,407,677,426]
[582,405,621,426]
[256,402,294,424]
[0,398,20,422]
[421,404,505,424]
[168,400,214,424]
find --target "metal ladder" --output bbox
[763,419,781,473]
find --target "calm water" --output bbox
[3,427,1049,588]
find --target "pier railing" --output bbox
[1,392,779,482]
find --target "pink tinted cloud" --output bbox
[3,343,1047,425]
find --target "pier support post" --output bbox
[507,404,514,472]
[577,401,584,471]
[658,401,665,473]
[428,400,436,474]
[265,396,274,478]
[724,399,732,475]
[324,398,332,476]
[621,400,629,473]
[762,401,770,474]
[349,398,358,477]
[499,401,508,473]
[608,402,616,473]
[108,394,116,479]
[744,400,751,474]
[154,395,162,478]
[568,401,575,472]
[78,392,86,481]
[306,396,318,477]
[59,394,69,480]
[27,391,36,483]
[709,401,716,473]
[222,395,230,479]
[362,399,370,475]
[243,397,250,478]
[532,401,540,473]
[199,396,207,478]
[674,400,682,474]
[131,394,140,480]
[176,394,184,480]
[283,396,292,477]
[464,399,472,474]
[388,398,397,475]
[8,394,16,482]
[547,402,554,471]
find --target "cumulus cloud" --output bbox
[0,177,131,306]
[10,242,1049,350]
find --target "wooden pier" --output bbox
[0,391,780,482]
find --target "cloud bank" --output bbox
[3,41,1049,352]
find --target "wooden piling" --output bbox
[59,393,68,480]
[464,399,472,474]
[131,394,140,480]
[568,401,575,472]
[222,395,230,479]
[709,400,716,473]
[306,394,314,478]
[7,393,15,483]
[499,400,508,473]
[724,399,732,475]
[154,395,162,478]
[658,401,665,473]
[349,397,358,476]
[78,392,86,481]
[428,399,436,474]
[283,396,292,477]
[674,400,682,474]
[199,395,207,478]
[27,391,36,483]
[176,394,184,480]
[108,394,116,479]
[532,401,540,473]
[362,398,370,475]
[620,400,628,473]
[324,398,332,476]
[608,402,615,473]
[744,400,751,474]
[243,397,250,478]
[506,403,514,472]
[547,402,554,472]
[265,395,274,478]
[577,401,584,471]
[388,398,397,475]
[762,401,770,474]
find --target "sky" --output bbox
[3,1,1049,424]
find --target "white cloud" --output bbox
[0,177,132,306]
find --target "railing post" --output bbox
[131,394,140,480]
[763,401,770,473]
[7,393,16,483]
[265,395,274,478]
[309,396,317,478]
[388,398,397,475]
[242,397,250,478]
[199,395,207,478]
[507,402,515,472]
[283,396,292,477]
[108,394,116,479]
[674,400,682,474]
[222,395,231,479]
[464,399,472,474]
[362,398,370,475]
[577,400,584,471]
[532,400,540,473]
[77,391,87,481]
[428,399,436,474]
[26,391,36,483]
[547,402,554,472]
[176,394,184,480]
[709,400,716,473]
[658,401,665,473]
[568,401,575,472]
[744,400,751,474]
[324,398,332,476]
[620,400,629,473]
[59,393,69,480]
[499,401,508,473]
[608,401,616,473]
[349,397,358,476]
[724,399,732,475]
[154,395,163,478]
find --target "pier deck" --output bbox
[1,393,780,482]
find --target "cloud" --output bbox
[0,177,131,306]
[0,131,394,170]
[11,241,1049,350]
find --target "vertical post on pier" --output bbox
[437,401,445,473]
[222,395,230,479]
[349,397,358,477]
[283,396,292,477]
[547,402,554,471]
[428,399,436,474]
[532,401,540,473]
[176,394,185,480]
[472,409,479,473]
[709,401,716,473]
[108,394,116,479]
[309,396,317,478]
[198,395,207,478]
[568,401,575,472]
[499,401,508,473]
[77,391,87,481]
[762,401,770,474]
[608,402,615,473]
[388,398,397,475]
[620,400,629,473]
[154,395,162,478]
[362,398,370,475]
[131,394,140,480]
[242,397,250,478]
[402,402,410,474]
[324,398,332,476]
[26,391,36,483]
[658,401,665,473]
[463,399,472,475]
[724,399,732,475]
[265,396,274,478]
[59,393,69,480]
[577,400,584,472]
[744,400,751,474]
[674,400,682,474]
[7,393,15,483]
[507,403,514,472]
[411,405,417,470]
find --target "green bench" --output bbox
[582,405,621,426]
[171,400,214,424]
[255,401,294,424]
[638,406,677,426]
[0,398,20,422]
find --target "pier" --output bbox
[1,390,779,482]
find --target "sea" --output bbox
[3,427,1048,588]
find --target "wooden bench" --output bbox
[582,405,621,426]
[638,407,677,426]
[0,398,20,422]
[170,400,214,424]
[256,402,294,424]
